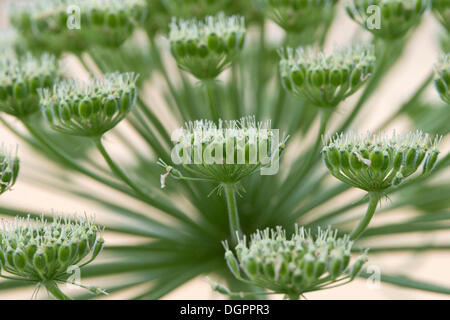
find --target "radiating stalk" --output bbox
[44,281,72,300]
[349,192,381,240]
[205,81,218,122]
[223,183,242,244]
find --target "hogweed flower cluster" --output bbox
[223,226,367,299]
[431,0,450,32]
[279,45,376,108]
[169,14,246,80]
[159,116,288,187]
[346,0,430,40]
[0,215,105,299]
[0,51,59,118]
[322,131,441,192]
[253,0,339,34]
[0,145,20,196]
[434,54,450,105]
[9,0,147,55]
[40,72,138,137]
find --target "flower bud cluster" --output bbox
[40,72,138,137]
[432,0,450,32]
[0,215,103,283]
[253,0,338,33]
[9,0,147,54]
[169,14,246,80]
[161,116,287,185]
[434,54,450,104]
[0,145,20,196]
[224,226,367,297]
[279,45,376,107]
[0,51,59,118]
[322,131,441,192]
[346,0,430,40]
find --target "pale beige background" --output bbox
[0,0,450,299]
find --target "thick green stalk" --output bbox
[45,281,72,300]
[223,183,242,244]
[205,81,218,122]
[349,192,381,240]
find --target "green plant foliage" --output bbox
[0,0,448,300]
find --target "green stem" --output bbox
[205,81,218,122]
[45,281,72,300]
[223,183,242,244]
[94,138,152,202]
[349,192,381,240]
[273,108,331,208]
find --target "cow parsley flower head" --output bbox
[40,72,138,137]
[169,14,246,80]
[9,0,147,55]
[346,0,430,40]
[159,116,287,187]
[434,54,450,104]
[322,131,441,192]
[431,0,450,32]
[0,214,105,298]
[223,226,367,299]
[253,0,339,33]
[279,45,376,107]
[0,51,59,118]
[0,145,20,196]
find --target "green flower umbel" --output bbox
[0,51,59,118]
[220,226,367,300]
[323,131,441,240]
[159,116,287,186]
[434,54,450,105]
[9,0,147,55]
[40,72,138,137]
[431,0,450,32]
[253,0,338,34]
[346,0,430,40]
[159,116,287,243]
[0,145,20,195]
[169,14,246,80]
[279,45,376,108]
[0,215,105,300]
[322,131,441,192]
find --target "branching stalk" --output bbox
[349,192,382,240]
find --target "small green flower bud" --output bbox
[423,150,440,175]
[392,172,404,187]
[58,243,72,265]
[350,254,368,279]
[79,99,94,119]
[225,249,241,278]
[33,249,46,273]
[211,281,231,295]
[13,248,27,271]
[369,148,384,170]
